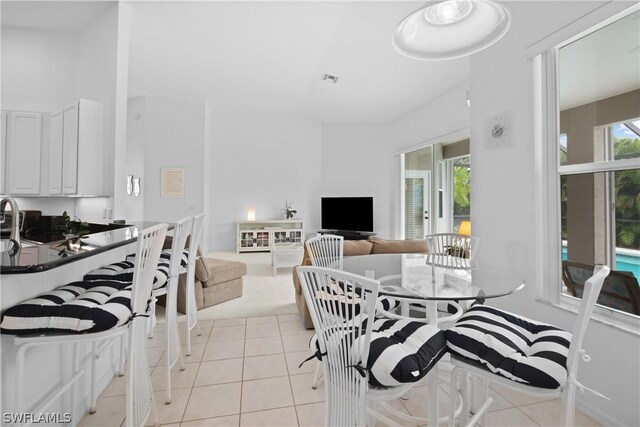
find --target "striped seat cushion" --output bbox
[123,250,184,289]
[309,317,447,388]
[0,280,133,335]
[446,305,572,389]
[84,260,135,282]
[313,279,401,319]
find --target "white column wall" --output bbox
[469,2,639,426]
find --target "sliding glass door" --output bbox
[400,139,471,238]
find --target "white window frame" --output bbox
[534,5,640,331]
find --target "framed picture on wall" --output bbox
[161,167,185,198]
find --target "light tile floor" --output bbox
[80,315,602,427]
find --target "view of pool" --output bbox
[562,247,640,280]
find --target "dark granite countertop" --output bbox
[0,222,170,274]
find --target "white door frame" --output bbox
[403,170,432,239]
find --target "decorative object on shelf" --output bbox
[57,211,90,253]
[161,167,185,198]
[247,207,256,221]
[126,175,134,196]
[133,177,141,197]
[392,0,511,61]
[282,201,297,219]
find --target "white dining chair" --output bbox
[297,266,448,427]
[305,234,344,270]
[11,223,167,427]
[184,213,205,356]
[425,232,479,270]
[447,264,611,427]
[305,233,344,389]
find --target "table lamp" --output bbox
[458,220,471,236]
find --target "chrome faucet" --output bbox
[0,197,21,255]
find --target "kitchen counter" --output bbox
[1,221,168,274]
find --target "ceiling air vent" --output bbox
[321,73,339,84]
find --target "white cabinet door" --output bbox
[62,102,79,194]
[48,110,63,194]
[7,112,42,195]
[1,112,6,194]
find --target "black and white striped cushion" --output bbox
[313,280,401,320]
[124,251,175,290]
[0,280,133,335]
[84,260,135,282]
[309,317,447,388]
[446,305,572,389]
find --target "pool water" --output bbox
[562,248,640,280]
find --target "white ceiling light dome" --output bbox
[393,0,511,61]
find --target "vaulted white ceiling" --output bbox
[127,1,470,123]
[4,2,639,122]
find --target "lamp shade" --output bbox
[458,220,471,236]
[392,0,511,61]
[247,208,256,221]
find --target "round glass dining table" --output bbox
[342,252,525,301]
[342,252,525,426]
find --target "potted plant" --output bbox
[57,211,90,253]
[282,201,297,219]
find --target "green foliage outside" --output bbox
[453,157,471,217]
[560,136,640,250]
[614,138,640,249]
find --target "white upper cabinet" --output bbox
[6,112,42,195]
[48,99,105,196]
[48,110,63,194]
[62,102,79,194]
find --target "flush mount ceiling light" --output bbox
[392,0,511,61]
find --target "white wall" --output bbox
[139,97,206,225]
[1,27,77,112]
[124,96,146,222]
[208,112,322,251]
[469,2,639,425]
[391,82,470,153]
[75,3,118,211]
[321,124,393,238]
[2,5,120,224]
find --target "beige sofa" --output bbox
[292,237,428,329]
[176,254,247,313]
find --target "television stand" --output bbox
[318,230,376,241]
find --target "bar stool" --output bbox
[151,216,193,404]
[4,223,168,427]
[184,213,205,356]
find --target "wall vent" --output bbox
[321,73,339,84]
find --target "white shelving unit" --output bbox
[237,220,304,253]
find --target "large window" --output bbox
[554,9,640,318]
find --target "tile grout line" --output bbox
[237,317,248,424]
[279,316,303,426]
[178,324,210,425]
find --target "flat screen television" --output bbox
[321,197,373,232]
